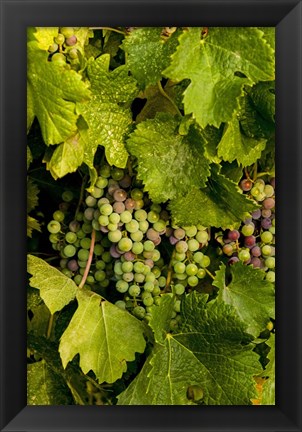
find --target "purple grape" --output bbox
[223,244,233,255]
[227,230,240,241]
[124,251,136,261]
[262,209,272,218]
[244,235,256,247]
[251,209,261,220]
[270,177,275,188]
[119,174,132,188]
[110,244,121,258]
[240,179,253,191]
[147,228,160,241]
[125,198,136,210]
[144,259,154,268]
[251,246,261,257]
[69,220,80,232]
[228,256,239,265]
[113,188,127,202]
[113,201,125,214]
[251,257,262,268]
[153,237,161,246]
[169,236,178,245]
[67,259,79,272]
[261,218,272,229]
[100,226,109,233]
[65,35,77,46]
[263,198,275,210]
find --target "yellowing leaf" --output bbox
[59,289,146,384]
[27,254,78,314]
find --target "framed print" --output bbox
[0,0,301,431]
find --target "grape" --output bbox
[266,271,275,282]
[100,203,113,216]
[153,220,166,233]
[144,282,154,292]
[53,210,65,222]
[60,27,74,38]
[174,228,185,239]
[251,257,262,268]
[262,245,273,256]
[139,220,149,233]
[120,211,132,223]
[261,218,272,229]
[119,174,132,188]
[238,249,250,262]
[65,231,77,244]
[69,220,80,232]
[188,276,198,287]
[144,259,154,268]
[200,255,210,268]
[186,263,198,276]
[130,230,144,242]
[195,230,209,244]
[193,251,204,264]
[123,272,134,282]
[108,230,122,243]
[107,223,118,232]
[251,209,261,220]
[144,240,155,252]
[118,237,133,252]
[94,244,104,256]
[125,220,139,233]
[82,223,93,234]
[63,244,76,258]
[251,246,261,257]
[131,188,143,200]
[129,285,141,297]
[47,220,61,234]
[67,259,79,272]
[263,198,275,209]
[113,189,127,202]
[262,209,272,218]
[197,268,206,278]
[228,256,239,265]
[98,215,109,226]
[147,211,160,223]
[227,230,240,241]
[133,306,146,319]
[48,43,59,53]
[78,248,89,261]
[244,235,256,247]
[265,257,275,269]
[116,280,129,293]
[222,244,234,256]
[175,240,188,253]
[174,284,185,295]
[264,184,274,197]
[143,296,154,307]
[65,35,77,46]
[62,190,74,202]
[240,178,253,191]
[121,261,134,273]
[84,208,95,221]
[134,209,147,221]
[96,260,106,270]
[187,239,199,252]
[113,201,125,214]
[55,33,65,45]
[261,231,273,244]
[174,262,186,274]
[125,198,136,210]
[169,236,178,246]
[68,48,78,60]
[111,167,124,181]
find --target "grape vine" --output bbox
[27,26,275,406]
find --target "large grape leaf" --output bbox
[261,333,275,405]
[47,132,84,179]
[27,255,78,314]
[27,216,41,237]
[27,360,73,405]
[27,41,90,145]
[33,27,59,50]
[149,294,175,344]
[126,113,210,203]
[169,165,258,229]
[27,178,39,213]
[118,292,260,405]
[213,262,275,336]
[59,289,146,384]
[164,27,275,128]
[217,116,267,166]
[77,54,138,168]
[122,27,180,89]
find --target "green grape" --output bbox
[193,251,204,264]
[74,274,82,285]
[61,268,72,278]
[96,260,106,270]
[153,286,161,296]
[76,229,86,239]
[238,249,250,262]
[65,232,77,244]
[143,296,154,307]
[150,203,161,213]
[114,262,123,275]
[108,230,122,243]
[262,245,273,256]
[86,275,95,284]
[195,230,208,244]
[130,230,144,242]
[78,248,89,261]
[131,241,144,254]
[131,188,143,200]
[175,241,188,253]
[85,195,97,207]
[184,226,197,237]
[120,211,132,223]
[134,209,147,221]
[187,239,200,252]
[48,43,58,53]
[80,237,91,249]
[100,203,113,216]
[118,237,133,252]
[197,268,206,279]
[115,300,126,310]
[60,27,74,38]
[174,284,185,295]
[133,261,145,273]
[111,167,124,181]
[147,211,159,223]
[47,220,61,234]
[200,255,210,268]
[175,252,186,262]
[63,244,76,258]
[153,220,166,232]
[265,257,275,269]
[139,220,149,232]
[109,213,120,224]
[93,245,103,257]
[188,275,199,287]
[158,276,166,288]
[49,233,59,243]
[144,240,155,252]
[133,306,146,319]
[92,220,101,231]
[95,270,106,282]
[78,260,88,268]
[261,231,273,244]
[266,271,275,282]
[98,215,109,226]
[125,220,139,233]
[116,280,129,293]
[122,261,134,273]
[142,265,151,275]
[107,223,118,232]
[186,263,198,276]
[144,282,154,292]
[102,251,112,263]
[62,190,74,202]
[153,296,161,306]
[68,48,78,60]
[129,285,141,297]
[145,272,156,282]
[53,210,65,222]
[242,224,255,236]
[134,273,145,283]
[174,300,181,313]
[152,267,161,278]
[174,262,186,274]
[82,223,93,234]
[54,33,65,45]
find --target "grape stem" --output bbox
[89,27,125,35]
[164,250,175,292]
[46,314,54,339]
[205,268,215,280]
[79,229,96,289]
[157,81,182,116]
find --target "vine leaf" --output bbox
[27,360,73,405]
[217,116,267,166]
[122,27,180,89]
[118,292,260,405]
[59,289,146,384]
[169,165,258,229]
[164,27,275,128]
[77,54,138,168]
[126,113,210,203]
[47,132,84,179]
[27,216,41,238]
[149,294,175,344]
[213,262,275,336]
[260,333,275,405]
[27,255,78,314]
[27,41,91,144]
[33,27,59,50]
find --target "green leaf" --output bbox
[47,132,84,179]
[27,287,43,311]
[213,262,275,336]
[59,289,146,384]
[27,303,51,337]
[217,116,267,166]
[249,81,275,124]
[136,84,179,123]
[27,146,33,169]
[27,254,78,314]
[126,113,210,203]
[122,28,180,89]
[27,216,41,237]
[27,41,90,145]
[77,54,138,168]
[261,333,275,404]
[27,360,73,405]
[27,178,40,212]
[118,292,260,405]
[33,27,59,50]
[149,294,175,344]
[169,165,258,229]
[164,27,275,128]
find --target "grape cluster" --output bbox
[48,27,79,68]
[217,177,275,282]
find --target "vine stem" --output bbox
[205,268,215,280]
[157,81,182,116]
[164,250,175,292]
[79,229,96,289]
[89,27,125,35]
[46,314,54,339]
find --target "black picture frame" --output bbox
[0,0,301,431]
